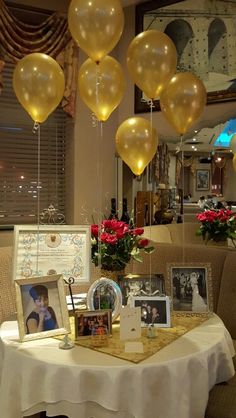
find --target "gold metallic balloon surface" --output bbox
[78,56,125,121]
[160,72,207,135]
[68,0,124,63]
[230,134,236,154]
[115,117,158,176]
[127,29,177,100]
[13,53,65,123]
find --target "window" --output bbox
[0,61,69,225]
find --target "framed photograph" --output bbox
[15,274,70,342]
[117,274,165,306]
[74,309,112,338]
[87,278,122,322]
[196,169,210,191]
[130,296,171,327]
[13,225,91,284]
[135,0,236,113]
[166,263,213,313]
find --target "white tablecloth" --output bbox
[0,315,235,418]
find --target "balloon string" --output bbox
[149,99,154,294]
[180,134,186,263]
[32,121,40,134]
[95,64,102,280]
[34,123,41,275]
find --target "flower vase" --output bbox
[100,269,124,283]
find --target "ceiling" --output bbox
[6,0,236,155]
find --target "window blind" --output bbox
[0,61,68,225]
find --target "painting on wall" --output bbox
[196,169,210,191]
[135,0,236,113]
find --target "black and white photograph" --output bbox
[130,296,171,328]
[118,274,165,306]
[167,264,213,313]
[15,274,70,342]
[74,310,112,338]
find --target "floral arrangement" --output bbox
[196,209,236,246]
[91,219,155,271]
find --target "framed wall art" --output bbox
[166,263,213,314]
[13,225,91,284]
[135,0,236,113]
[15,274,70,342]
[196,169,210,191]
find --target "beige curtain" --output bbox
[0,0,78,117]
[175,155,196,185]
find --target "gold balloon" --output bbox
[13,53,65,124]
[160,72,207,135]
[115,117,158,176]
[127,29,177,100]
[230,134,236,154]
[68,0,124,63]
[78,56,125,121]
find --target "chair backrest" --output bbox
[0,247,16,324]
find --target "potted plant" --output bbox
[196,209,236,246]
[91,219,155,278]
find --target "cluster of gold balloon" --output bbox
[12,0,208,177]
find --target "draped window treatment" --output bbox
[175,155,196,186]
[0,0,78,117]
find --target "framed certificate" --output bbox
[13,225,91,284]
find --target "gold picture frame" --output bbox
[15,274,70,342]
[74,309,112,339]
[166,263,213,314]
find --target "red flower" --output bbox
[102,219,126,231]
[130,228,144,236]
[100,232,117,245]
[138,238,149,248]
[91,224,99,237]
[116,229,125,239]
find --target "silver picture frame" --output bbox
[86,278,122,322]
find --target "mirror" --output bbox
[135,0,236,114]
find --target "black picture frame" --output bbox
[135,0,236,113]
[118,274,165,306]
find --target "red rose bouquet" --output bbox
[91,219,155,271]
[196,209,236,246]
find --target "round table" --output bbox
[0,315,235,418]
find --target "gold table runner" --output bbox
[63,313,210,364]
